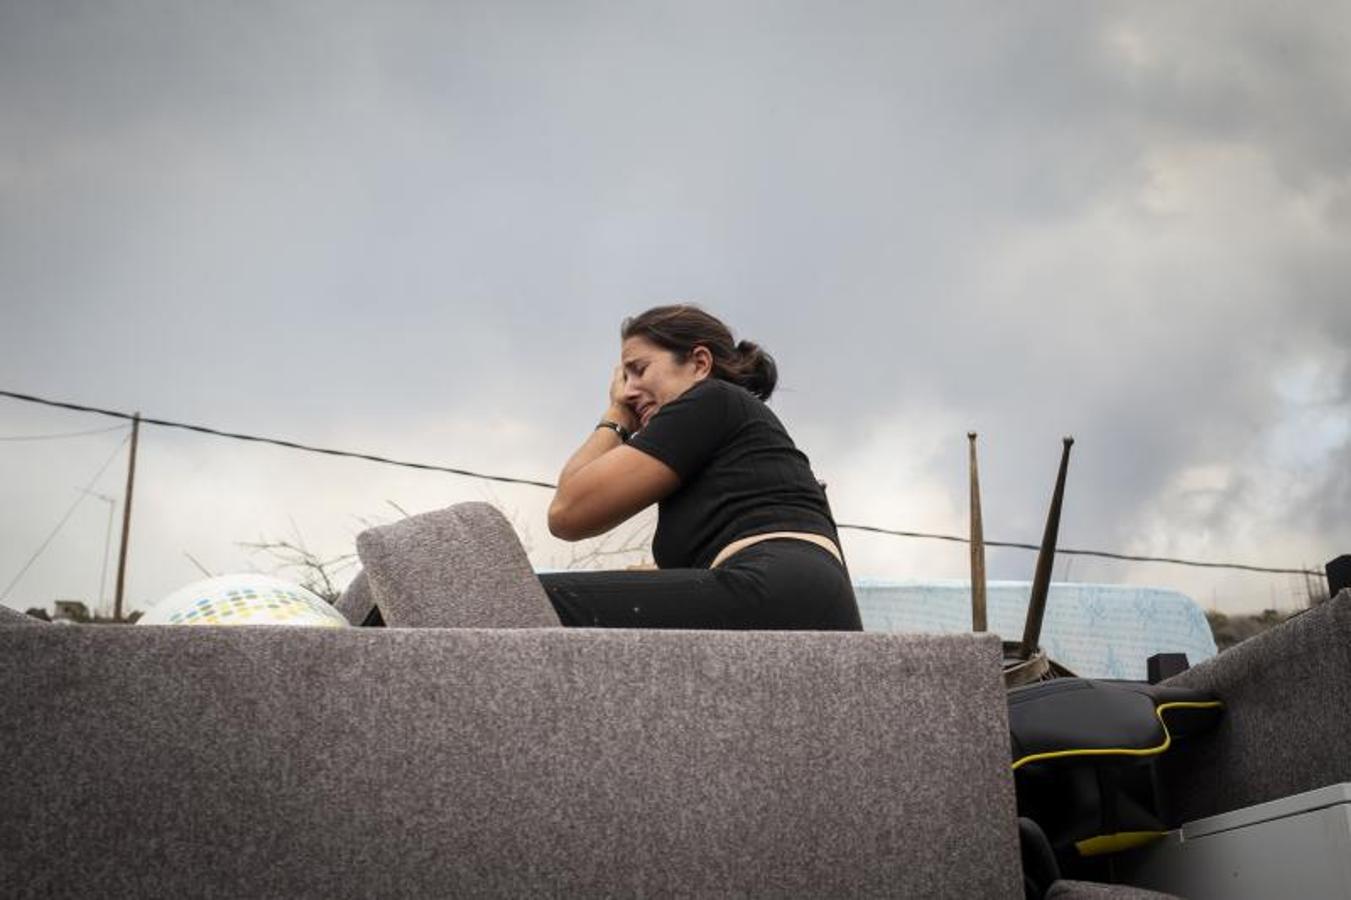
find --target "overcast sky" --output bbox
[3,1,1348,618]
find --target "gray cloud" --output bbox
[2,1,1348,613]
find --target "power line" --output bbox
[0,387,1327,578]
[0,432,130,602]
[0,423,129,442]
[834,522,1322,577]
[0,388,556,489]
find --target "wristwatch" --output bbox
[595,420,632,442]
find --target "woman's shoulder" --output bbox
[692,377,761,404]
[661,378,780,433]
[687,378,771,419]
[667,376,742,409]
[649,379,768,438]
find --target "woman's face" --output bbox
[620,335,710,428]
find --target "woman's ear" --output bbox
[690,345,714,378]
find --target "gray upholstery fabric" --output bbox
[1,626,1020,898]
[0,604,42,625]
[1157,589,1351,823]
[356,501,561,628]
[1047,880,1181,899]
[333,569,375,625]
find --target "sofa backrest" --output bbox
[1157,589,1351,824]
[1,625,1020,898]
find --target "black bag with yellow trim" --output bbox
[1007,678,1223,880]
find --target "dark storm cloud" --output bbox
[2,1,1348,611]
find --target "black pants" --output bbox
[539,538,863,631]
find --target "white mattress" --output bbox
[854,579,1217,680]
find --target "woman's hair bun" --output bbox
[735,340,778,402]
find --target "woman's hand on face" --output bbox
[606,364,638,431]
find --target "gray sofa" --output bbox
[3,502,1343,897]
[2,504,1026,897]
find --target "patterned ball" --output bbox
[138,574,350,628]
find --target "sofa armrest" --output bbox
[355,501,560,628]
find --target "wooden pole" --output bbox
[968,432,987,633]
[1019,437,1074,661]
[113,413,140,622]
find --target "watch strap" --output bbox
[596,420,632,442]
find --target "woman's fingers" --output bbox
[605,364,638,431]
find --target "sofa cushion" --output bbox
[1008,679,1223,874]
[1009,680,1223,773]
[355,501,560,628]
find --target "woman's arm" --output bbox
[548,367,680,541]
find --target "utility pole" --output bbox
[967,432,987,633]
[1018,437,1074,661]
[113,413,140,622]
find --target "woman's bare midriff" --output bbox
[709,531,844,569]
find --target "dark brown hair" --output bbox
[621,304,778,401]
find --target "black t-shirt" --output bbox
[627,378,840,569]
